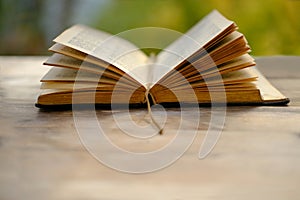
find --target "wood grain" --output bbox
[0,56,300,200]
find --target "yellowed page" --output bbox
[252,67,288,102]
[41,67,114,83]
[53,24,149,86]
[45,53,108,74]
[40,82,136,91]
[151,10,235,86]
[157,33,254,87]
[48,44,113,70]
[168,67,258,89]
[44,53,140,85]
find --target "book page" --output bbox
[151,10,234,86]
[49,43,111,68]
[168,67,258,89]
[45,53,125,80]
[53,24,150,86]
[252,67,288,102]
[41,67,106,82]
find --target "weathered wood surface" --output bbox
[0,56,300,200]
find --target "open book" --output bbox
[36,10,289,108]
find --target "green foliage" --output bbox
[92,0,300,55]
[0,0,299,55]
[0,0,46,54]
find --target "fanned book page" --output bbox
[36,10,289,108]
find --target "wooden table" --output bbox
[0,56,300,200]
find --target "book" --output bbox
[36,10,289,109]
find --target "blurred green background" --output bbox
[0,0,299,55]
